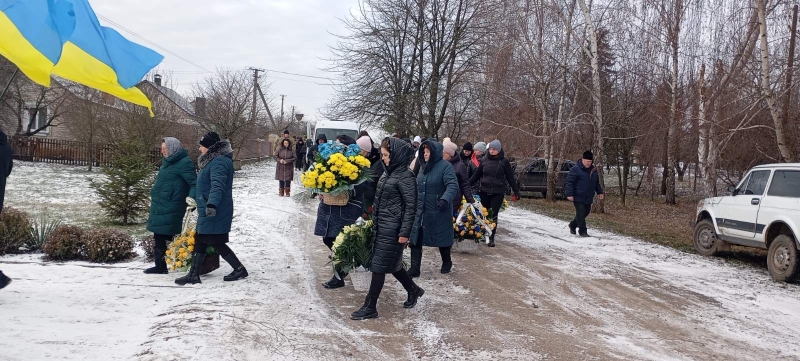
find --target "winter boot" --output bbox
[408,247,422,278]
[403,284,425,308]
[323,269,346,289]
[143,247,169,274]
[569,221,577,235]
[175,253,205,286]
[439,247,452,274]
[351,295,379,320]
[221,253,248,281]
[0,271,11,290]
[279,188,285,197]
[579,232,590,238]
[285,187,291,197]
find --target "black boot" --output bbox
[403,284,425,308]
[440,247,452,274]
[175,253,205,285]
[0,271,11,290]
[221,253,248,281]
[351,295,378,320]
[323,269,346,289]
[569,221,577,235]
[408,247,422,278]
[143,247,168,274]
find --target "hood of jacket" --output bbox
[417,139,443,173]
[198,140,233,169]
[164,148,188,165]
[486,149,505,162]
[316,133,328,144]
[383,137,414,175]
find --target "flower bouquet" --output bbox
[300,143,373,206]
[166,199,218,274]
[331,218,374,291]
[453,196,496,249]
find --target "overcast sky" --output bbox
[91,0,360,124]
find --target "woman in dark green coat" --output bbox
[145,137,197,274]
[409,140,459,277]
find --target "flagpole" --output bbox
[0,68,19,103]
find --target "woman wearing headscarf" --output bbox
[408,140,459,277]
[175,132,248,285]
[145,137,197,274]
[275,137,296,197]
[351,137,423,320]
[315,135,368,289]
[468,140,520,248]
[357,135,382,216]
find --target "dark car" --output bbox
[515,158,576,198]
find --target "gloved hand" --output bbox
[437,199,449,212]
[512,194,520,202]
[205,205,217,217]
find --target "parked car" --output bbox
[694,163,800,282]
[515,158,576,198]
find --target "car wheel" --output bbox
[767,234,799,283]
[693,219,721,257]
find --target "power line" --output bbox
[96,14,214,73]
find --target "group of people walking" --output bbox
[310,133,527,320]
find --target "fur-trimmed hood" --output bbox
[198,140,233,169]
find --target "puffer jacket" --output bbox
[146,149,197,235]
[314,184,367,238]
[565,160,604,204]
[409,140,459,248]
[274,139,295,181]
[447,154,475,210]
[370,137,417,274]
[363,145,383,214]
[469,150,520,196]
[196,141,235,235]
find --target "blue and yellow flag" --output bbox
[0,0,163,114]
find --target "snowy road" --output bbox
[1,162,799,360]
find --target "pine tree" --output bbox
[91,140,155,225]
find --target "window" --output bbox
[743,170,770,195]
[768,170,800,198]
[24,105,49,134]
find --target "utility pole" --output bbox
[280,94,286,123]
[248,67,264,123]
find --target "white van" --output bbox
[309,120,360,144]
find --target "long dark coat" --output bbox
[275,139,296,181]
[0,131,12,213]
[146,149,197,235]
[370,137,417,274]
[410,140,459,248]
[195,141,235,241]
[314,183,367,239]
[362,146,383,213]
[447,154,475,211]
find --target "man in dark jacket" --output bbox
[0,129,12,290]
[565,150,604,237]
[307,133,328,165]
[295,137,306,170]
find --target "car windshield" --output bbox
[316,128,359,143]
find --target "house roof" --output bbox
[138,80,195,116]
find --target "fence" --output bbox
[11,136,161,167]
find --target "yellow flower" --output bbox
[469,230,474,235]
[460,231,466,236]
[179,247,186,254]
[188,246,194,252]
[176,261,183,268]
[166,249,172,255]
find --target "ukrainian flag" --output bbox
[0,0,163,114]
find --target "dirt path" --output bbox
[300,204,800,360]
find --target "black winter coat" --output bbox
[307,134,328,164]
[314,183,367,238]
[370,138,417,274]
[363,146,383,213]
[469,150,520,196]
[0,131,12,213]
[448,155,475,209]
[565,161,604,204]
[410,141,459,248]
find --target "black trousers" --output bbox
[153,233,172,250]
[367,269,415,300]
[410,237,451,264]
[478,192,505,241]
[569,202,591,234]
[279,180,292,188]
[295,154,304,169]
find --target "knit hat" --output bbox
[488,140,501,151]
[462,142,473,151]
[442,139,457,157]
[356,136,372,152]
[283,129,290,135]
[413,136,422,144]
[162,137,182,158]
[199,131,220,148]
[473,142,487,153]
[582,150,594,160]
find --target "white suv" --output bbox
[694,163,800,282]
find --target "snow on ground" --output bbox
[2,161,800,360]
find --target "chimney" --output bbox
[194,97,206,118]
[154,74,162,86]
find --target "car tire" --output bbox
[693,219,721,257]
[767,234,799,283]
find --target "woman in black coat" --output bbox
[468,140,520,248]
[351,137,424,320]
